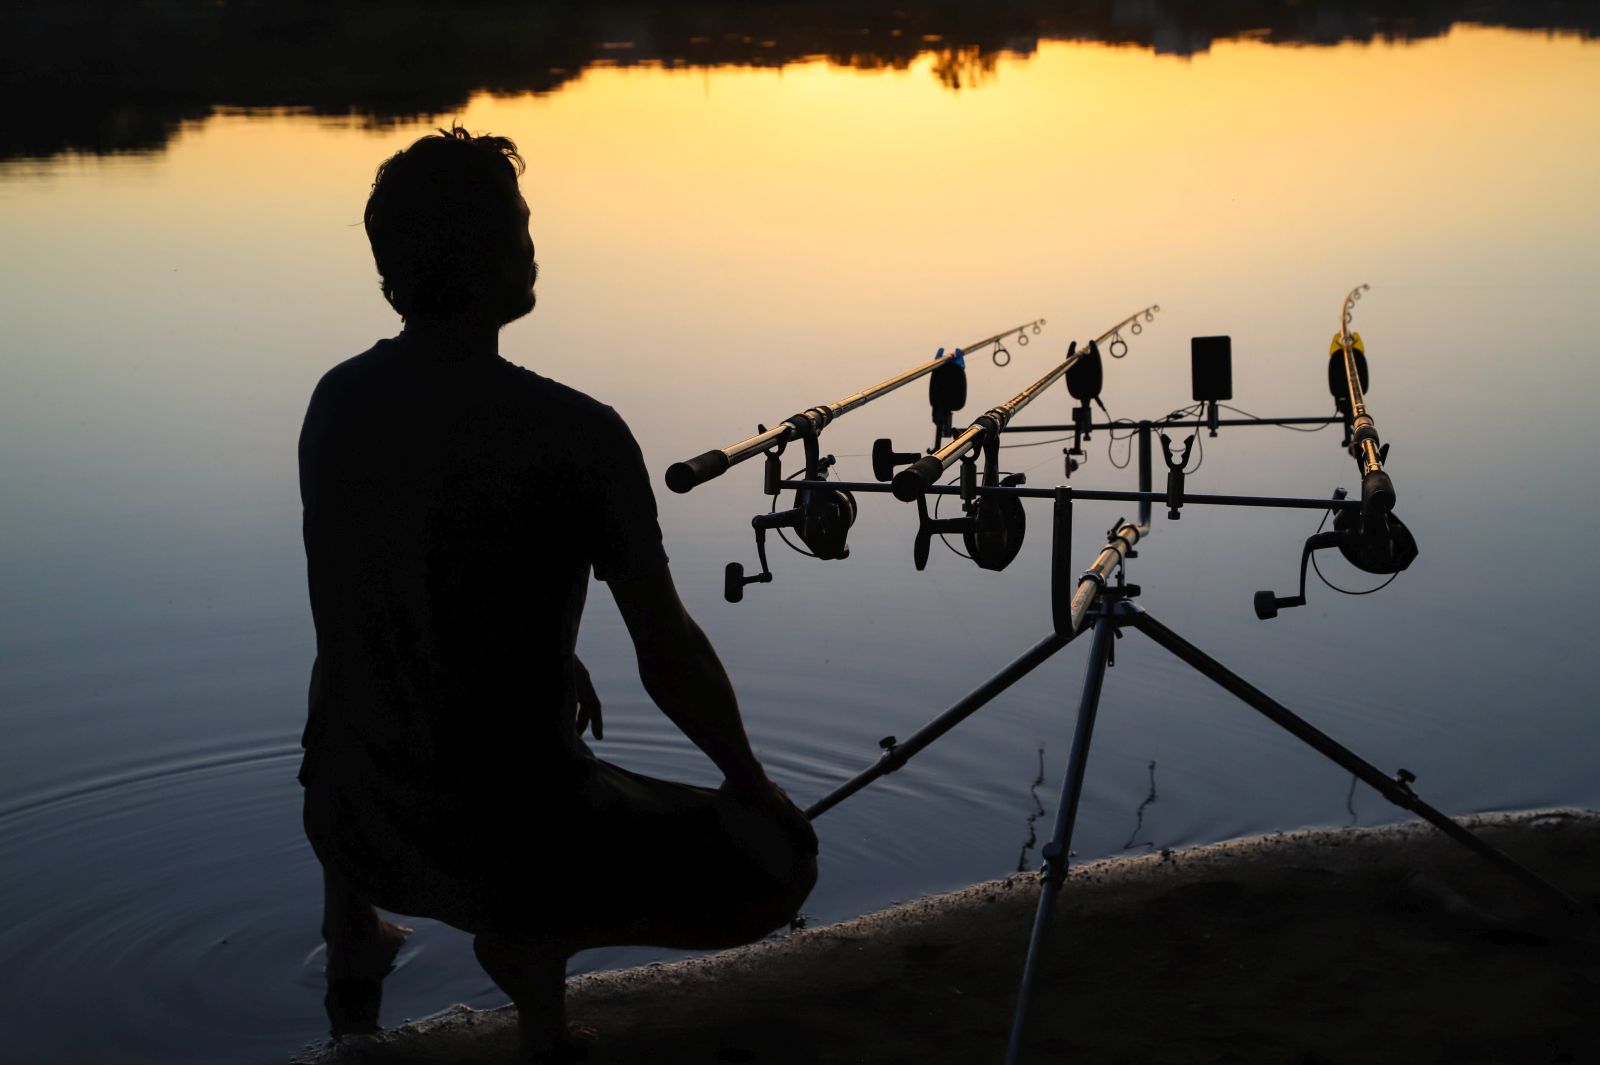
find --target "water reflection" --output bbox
[1123,760,1161,850]
[3,19,1599,1065]
[1016,745,1047,871]
[8,0,1597,162]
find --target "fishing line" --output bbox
[1218,403,1333,433]
[773,462,822,560]
[1106,403,1205,469]
[932,472,974,560]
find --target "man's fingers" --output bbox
[575,699,603,740]
[573,662,603,740]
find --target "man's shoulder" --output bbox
[307,339,397,410]
[497,362,632,438]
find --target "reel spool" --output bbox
[1332,503,1418,576]
[964,491,1027,572]
[795,484,857,560]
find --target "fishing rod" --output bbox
[669,318,1048,602]
[664,318,1045,494]
[1337,284,1388,495]
[716,306,1164,581]
[889,306,1159,503]
[1253,285,1417,618]
[1335,283,1394,514]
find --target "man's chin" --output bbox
[498,291,536,327]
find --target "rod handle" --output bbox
[1361,468,1396,516]
[666,449,732,494]
[892,455,946,502]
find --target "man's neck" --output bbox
[398,317,500,361]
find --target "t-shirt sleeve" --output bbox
[583,407,670,582]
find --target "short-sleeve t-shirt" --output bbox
[297,337,667,799]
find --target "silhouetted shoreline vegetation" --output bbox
[5,0,1595,162]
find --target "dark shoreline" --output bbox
[292,808,1600,1064]
[6,1,1598,164]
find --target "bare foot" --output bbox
[472,933,578,1061]
[318,868,413,1039]
[524,1017,601,1055]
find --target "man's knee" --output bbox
[727,847,818,942]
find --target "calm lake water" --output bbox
[3,10,1599,1063]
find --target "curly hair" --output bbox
[363,124,528,321]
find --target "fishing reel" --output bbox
[724,434,857,603]
[873,436,1027,573]
[1254,486,1418,619]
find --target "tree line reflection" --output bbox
[6,0,1595,162]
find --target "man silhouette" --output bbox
[298,126,817,1062]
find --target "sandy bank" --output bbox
[293,809,1600,1064]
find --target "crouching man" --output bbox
[298,126,817,1062]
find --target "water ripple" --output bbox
[0,740,302,826]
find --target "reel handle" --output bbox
[724,562,773,604]
[1253,590,1306,620]
[872,438,921,483]
[1255,521,1346,620]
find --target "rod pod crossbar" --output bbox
[665,318,1045,494]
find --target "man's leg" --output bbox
[472,932,593,1063]
[466,761,816,1058]
[561,762,818,952]
[320,864,412,1038]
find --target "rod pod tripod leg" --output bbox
[1002,597,1591,1065]
[1004,609,1119,1065]
[1127,607,1590,921]
[803,630,1074,821]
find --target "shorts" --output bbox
[304,753,818,947]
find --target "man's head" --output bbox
[364,125,537,326]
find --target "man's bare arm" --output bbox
[608,566,768,789]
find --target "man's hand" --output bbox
[573,657,603,740]
[720,774,818,856]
